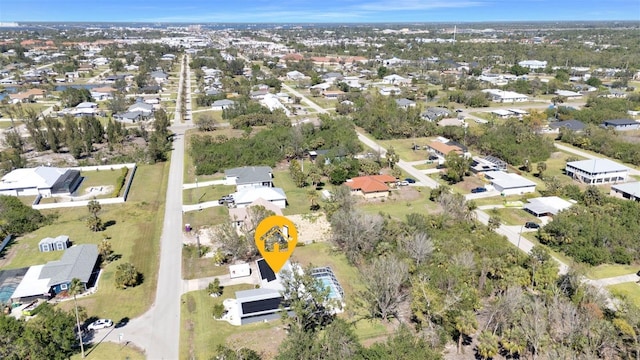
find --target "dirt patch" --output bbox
[225,325,286,360]
[0,242,26,268]
[287,213,331,244]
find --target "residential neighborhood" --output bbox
[1,14,640,360]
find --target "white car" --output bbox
[87,318,113,331]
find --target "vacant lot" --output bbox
[378,137,434,162]
[359,187,438,220]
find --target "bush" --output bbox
[212,303,225,319]
[115,262,141,289]
[112,168,129,197]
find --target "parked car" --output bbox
[88,319,113,331]
[524,222,540,229]
[471,187,487,193]
[397,181,409,186]
[428,155,439,161]
[218,195,234,205]
[405,178,416,184]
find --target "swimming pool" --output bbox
[0,285,17,304]
[311,267,344,300]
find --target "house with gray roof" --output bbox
[395,98,416,109]
[601,119,640,131]
[565,159,630,185]
[483,171,537,195]
[225,166,273,191]
[0,166,81,198]
[211,99,235,111]
[421,107,451,121]
[610,182,640,202]
[549,120,586,132]
[40,244,98,295]
[127,101,154,115]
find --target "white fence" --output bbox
[72,163,136,172]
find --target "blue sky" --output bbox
[1,0,639,22]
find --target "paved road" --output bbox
[103,54,193,359]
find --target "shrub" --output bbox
[112,168,129,197]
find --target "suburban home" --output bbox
[233,187,287,209]
[211,99,235,111]
[382,74,410,86]
[286,70,306,81]
[518,60,547,69]
[565,159,630,185]
[426,140,465,160]
[601,119,640,131]
[127,101,154,115]
[344,174,397,199]
[610,182,640,202]
[379,87,401,96]
[491,109,514,119]
[8,88,47,103]
[261,94,291,116]
[150,70,168,84]
[395,98,416,109]
[323,90,344,100]
[482,89,528,103]
[224,166,273,190]
[11,244,99,302]
[114,111,146,123]
[90,86,115,101]
[223,259,294,326]
[0,166,82,198]
[38,235,71,252]
[482,171,537,195]
[321,72,343,83]
[421,107,451,122]
[555,90,583,99]
[250,89,269,100]
[549,120,586,132]
[470,156,508,173]
[229,198,283,230]
[524,196,573,217]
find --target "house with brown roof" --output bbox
[8,88,47,103]
[344,175,397,199]
[426,141,464,158]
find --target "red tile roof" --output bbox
[344,175,396,194]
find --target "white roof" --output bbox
[11,265,51,300]
[482,89,528,100]
[260,94,291,116]
[491,109,512,116]
[229,263,251,276]
[555,90,582,97]
[507,108,529,115]
[233,187,286,205]
[0,166,67,191]
[566,159,630,174]
[484,171,536,189]
[524,196,573,216]
[612,182,640,198]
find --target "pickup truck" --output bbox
[218,195,234,205]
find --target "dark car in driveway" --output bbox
[525,221,540,229]
[405,178,416,184]
[471,187,487,193]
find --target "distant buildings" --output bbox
[565,159,630,185]
[482,89,528,103]
[518,60,548,69]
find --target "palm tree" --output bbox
[69,278,85,358]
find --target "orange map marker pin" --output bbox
[254,215,298,273]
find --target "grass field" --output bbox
[378,138,433,162]
[359,188,438,221]
[76,168,127,198]
[183,184,236,205]
[587,264,640,280]
[182,244,230,280]
[6,163,169,322]
[183,204,229,231]
[0,121,23,129]
[608,283,640,308]
[272,169,312,216]
[492,208,540,226]
[72,341,145,360]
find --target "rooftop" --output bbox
[566,159,630,174]
[344,174,396,193]
[225,166,273,185]
[484,171,537,189]
[40,244,98,286]
[524,196,573,216]
[612,182,640,198]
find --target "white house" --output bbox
[382,74,410,86]
[482,171,537,195]
[233,187,287,209]
[286,70,306,81]
[518,60,548,70]
[482,89,528,103]
[211,99,235,111]
[379,87,401,96]
[565,159,630,185]
[554,90,583,99]
[524,196,573,217]
[260,93,291,116]
[0,167,82,198]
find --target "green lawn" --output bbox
[193,110,223,122]
[378,138,434,162]
[587,264,640,280]
[0,121,23,129]
[182,245,230,280]
[72,341,145,360]
[76,168,127,198]
[183,204,229,232]
[8,163,169,322]
[608,283,640,308]
[180,286,278,360]
[183,185,235,205]
[272,169,312,216]
[492,208,541,226]
[359,188,438,221]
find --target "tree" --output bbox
[68,278,85,358]
[537,161,547,178]
[215,344,261,360]
[214,222,256,261]
[115,262,140,289]
[289,160,306,188]
[86,200,103,232]
[488,215,501,231]
[455,310,477,353]
[98,238,113,262]
[386,146,399,169]
[330,208,383,264]
[207,278,222,296]
[359,255,408,320]
[194,113,217,131]
[476,330,499,359]
[212,303,225,319]
[444,152,471,183]
[426,89,438,101]
[402,232,434,266]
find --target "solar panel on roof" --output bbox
[257,259,276,282]
[241,297,283,316]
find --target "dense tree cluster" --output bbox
[539,186,640,265]
[59,88,93,108]
[471,120,554,166]
[553,96,640,125]
[0,195,49,237]
[559,125,640,166]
